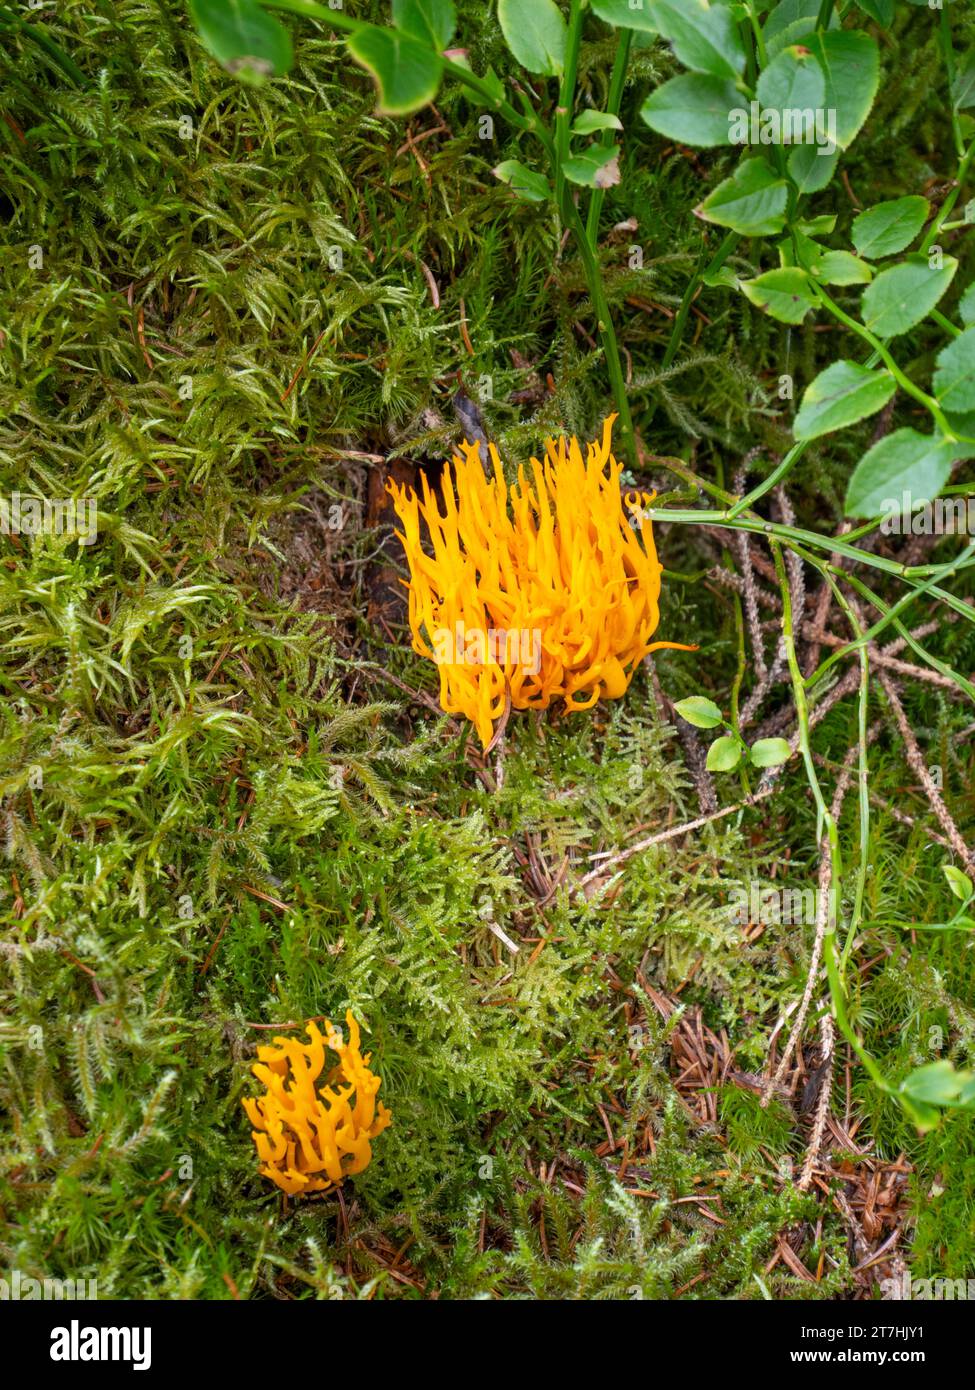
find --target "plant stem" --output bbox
[586,26,632,248]
[555,0,585,211]
[560,189,637,465]
[771,542,896,1102]
[810,282,956,437]
[644,506,975,610]
[747,2,768,69]
[821,574,870,973]
[939,4,966,162]
[663,230,739,372]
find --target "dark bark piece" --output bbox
[365,456,417,629]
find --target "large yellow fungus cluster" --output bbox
[387,415,687,747]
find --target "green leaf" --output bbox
[763,0,839,61]
[591,0,658,33]
[702,265,739,289]
[391,0,455,49]
[816,250,874,286]
[492,160,551,203]
[562,146,621,188]
[960,283,975,326]
[901,1060,975,1108]
[696,157,789,235]
[707,735,742,772]
[794,360,896,441]
[787,142,837,195]
[571,110,624,135]
[944,409,975,446]
[860,257,958,338]
[756,44,825,126]
[741,267,816,324]
[844,429,958,518]
[933,328,975,413]
[674,695,723,728]
[805,29,879,149]
[646,0,745,79]
[944,864,974,901]
[797,215,837,236]
[497,0,566,77]
[189,0,293,83]
[640,73,740,146]
[903,1099,943,1133]
[952,50,975,110]
[791,235,873,285]
[749,737,791,769]
[347,25,443,114]
[851,196,930,259]
[854,0,894,24]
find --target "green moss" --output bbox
[1,0,973,1299]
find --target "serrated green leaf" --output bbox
[860,257,958,338]
[696,157,789,235]
[497,0,566,77]
[640,73,740,146]
[764,0,839,61]
[845,429,958,518]
[646,0,745,79]
[851,196,930,259]
[816,250,874,286]
[960,283,975,326]
[791,235,872,285]
[794,360,896,441]
[805,29,879,149]
[756,44,825,126]
[741,267,816,323]
[934,328,975,413]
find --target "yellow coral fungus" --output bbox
[242,1011,391,1196]
[387,414,692,747]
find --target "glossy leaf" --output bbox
[696,157,789,235]
[347,25,443,113]
[497,0,566,77]
[860,257,957,338]
[851,196,929,259]
[794,360,896,441]
[640,73,739,146]
[845,429,958,518]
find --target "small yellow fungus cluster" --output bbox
[243,1011,391,1196]
[387,415,687,747]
